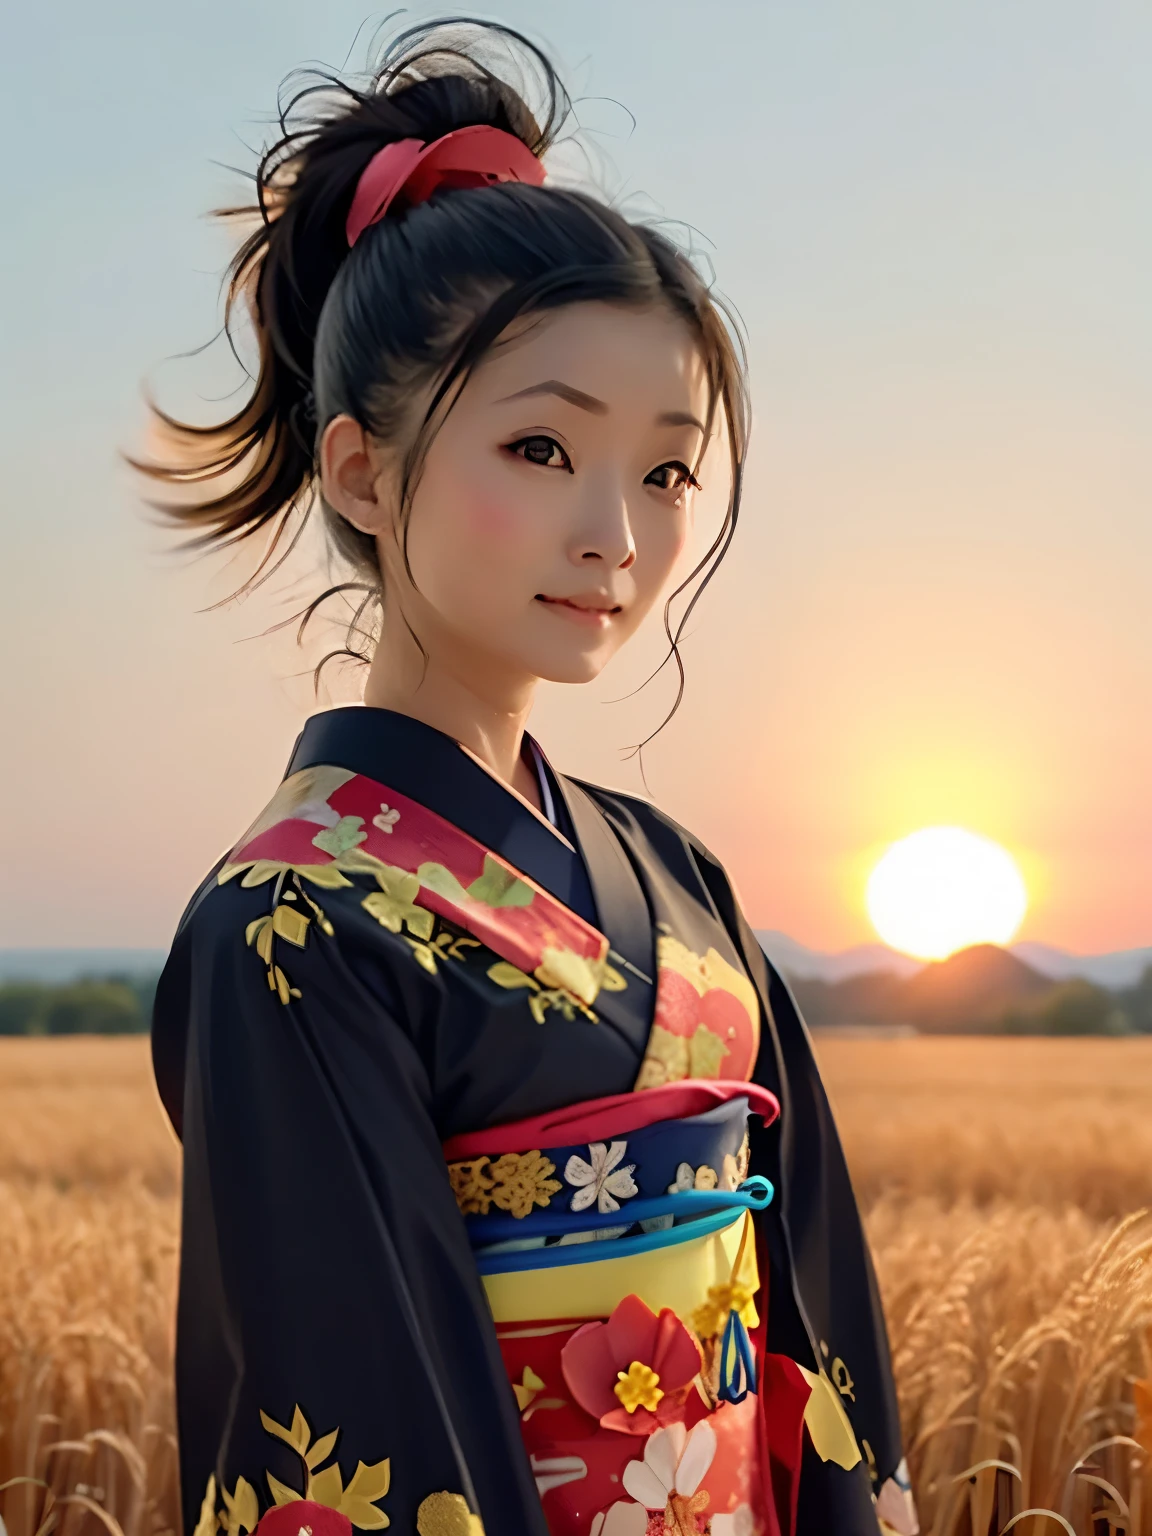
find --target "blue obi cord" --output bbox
[460,1088,774,1271]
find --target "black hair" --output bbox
[136,17,749,731]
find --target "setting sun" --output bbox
[866,827,1029,961]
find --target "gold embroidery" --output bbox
[406,939,439,974]
[666,1490,709,1536]
[688,1024,729,1079]
[415,1492,485,1536]
[690,1281,757,1340]
[831,1355,856,1402]
[297,885,335,936]
[465,855,534,909]
[190,1471,286,1536]
[234,831,373,1002]
[535,947,601,1007]
[633,1024,689,1089]
[193,1475,219,1536]
[600,964,627,992]
[488,1152,562,1217]
[442,933,481,961]
[219,1477,259,1536]
[486,961,598,1025]
[312,816,368,858]
[862,1437,879,1485]
[361,866,434,939]
[488,961,535,989]
[447,1151,561,1218]
[416,854,533,912]
[404,928,482,976]
[632,1021,731,1088]
[512,1366,545,1412]
[227,859,353,891]
[448,1158,495,1215]
[259,1404,391,1529]
[244,874,312,1004]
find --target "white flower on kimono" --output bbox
[621,1420,716,1513]
[666,1161,718,1194]
[372,803,401,834]
[590,1503,648,1536]
[293,797,341,829]
[565,1141,638,1215]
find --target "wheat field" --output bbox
[4,1036,1152,1536]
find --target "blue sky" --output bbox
[2,1,1150,949]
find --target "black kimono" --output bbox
[152,707,914,1536]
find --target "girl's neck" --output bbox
[362,623,542,809]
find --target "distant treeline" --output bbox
[0,975,158,1036]
[3,949,1152,1037]
[790,945,1152,1036]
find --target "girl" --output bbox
[146,20,914,1536]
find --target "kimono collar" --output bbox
[285,707,589,921]
[285,706,656,1003]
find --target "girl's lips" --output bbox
[535,595,621,628]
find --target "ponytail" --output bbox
[136,22,562,579]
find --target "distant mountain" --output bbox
[756,931,922,982]
[757,930,1152,991]
[788,943,1055,1033]
[0,949,166,983]
[1012,941,1152,991]
[898,944,1051,1030]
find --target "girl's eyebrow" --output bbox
[499,381,706,436]
[499,379,608,414]
[659,409,706,434]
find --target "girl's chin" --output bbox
[529,645,618,687]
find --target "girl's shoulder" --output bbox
[561,774,731,881]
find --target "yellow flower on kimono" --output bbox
[563,1141,637,1215]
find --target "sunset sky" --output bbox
[2,0,1149,955]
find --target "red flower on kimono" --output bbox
[253,1503,353,1536]
[560,1294,703,1435]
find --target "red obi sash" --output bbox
[445,1083,815,1536]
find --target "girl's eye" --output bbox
[507,435,573,472]
[644,461,701,495]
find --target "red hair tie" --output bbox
[345,124,546,247]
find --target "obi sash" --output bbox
[444,1080,816,1536]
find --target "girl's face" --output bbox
[370,301,710,688]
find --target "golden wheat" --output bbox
[4,1035,1152,1536]
[819,1035,1152,1220]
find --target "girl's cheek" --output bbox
[462,493,523,544]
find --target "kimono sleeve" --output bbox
[153,877,549,1536]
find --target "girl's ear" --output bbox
[321,415,395,535]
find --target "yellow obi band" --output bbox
[482,1209,760,1328]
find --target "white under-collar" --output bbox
[526,737,557,827]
